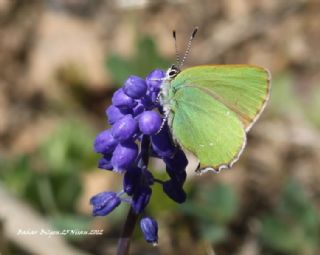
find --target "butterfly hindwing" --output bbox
[170,86,246,172]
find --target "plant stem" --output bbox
[116,207,139,255]
[116,135,151,255]
[140,135,150,166]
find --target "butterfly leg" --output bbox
[155,95,173,135]
[155,110,169,135]
[149,77,170,104]
[155,91,162,104]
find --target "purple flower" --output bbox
[98,154,113,170]
[132,186,152,214]
[111,141,138,172]
[92,70,188,245]
[165,165,186,185]
[164,149,188,184]
[112,88,137,110]
[139,111,162,135]
[111,114,138,142]
[151,124,176,158]
[94,129,118,154]
[133,102,145,117]
[140,217,158,244]
[140,94,154,110]
[123,166,142,196]
[106,105,127,125]
[146,69,165,92]
[149,91,160,105]
[124,75,147,99]
[90,192,121,216]
[163,180,186,203]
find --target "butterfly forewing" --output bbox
[171,65,271,131]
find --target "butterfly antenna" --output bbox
[179,26,198,68]
[173,30,180,66]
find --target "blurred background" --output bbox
[0,0,320,254]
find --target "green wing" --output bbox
[169,65,271,172]
[172,65,271,131]
[171,87,246,172]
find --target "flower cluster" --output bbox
[90,69,188,244]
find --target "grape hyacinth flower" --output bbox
[140,217,158,245]
[91,69,188,251]
[90,191,121,216]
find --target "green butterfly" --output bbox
[160,28,271,173]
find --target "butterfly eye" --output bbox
[169,71,176,77]
[167,65,180,78]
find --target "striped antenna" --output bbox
[179,26,198,68]
[173,30,180,66]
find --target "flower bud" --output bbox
[132,186,152,213]
[165,165,186,185]
[140,217,158,245]
[123,166,142,196]
[112,88,136,110]
[98,154,113,170]
[111,141,138,171]
[140,94,154,109]
[124,167,154,196]
[106,105,127,125]
[144,169,155,186]
[151,124,176,158]
[146,69,165,92]
[94,129,118,154]
[139,111,162,135]
[164,149,188,169]
[133,102,145,117]
[112,114,138,142]
[164,149,188,184]
[163,180,186,203]
[124,75,147,99]
[149,91,160,105]
[90,191,121,216]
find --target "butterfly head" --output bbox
[165,27,199,81]
[166,64,181,79]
